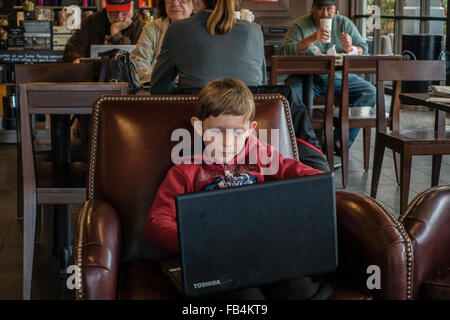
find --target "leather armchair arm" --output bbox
[335,191,412,300]
[399,186,450,299]
[74,200,121,300]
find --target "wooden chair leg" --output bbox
[35,205,41,245]
[340,123,349,189]
[363,127,371,171]
[370,139,385,199]
[431,154,442,187]
[325,123,334,173]
[393,151,401,185]
[23,188,37,300]
[400,153,412,215]
[17,143,24,221]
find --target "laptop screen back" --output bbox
[175,173,338,297]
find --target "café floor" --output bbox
[0,107,449,299]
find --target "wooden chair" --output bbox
[79,58,103,81]
[15,63,97,221]
[269,55,335,171]
[370,60,449,214]
[20,82,128,299]
[335,55,402,188]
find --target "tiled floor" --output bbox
[0,107,449,299]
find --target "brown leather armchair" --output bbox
[399,186,450,300]
[74,95,417,300]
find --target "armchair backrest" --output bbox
[88,95,298,262]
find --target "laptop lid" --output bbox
[89,44,136,58]
[175,173,338,297]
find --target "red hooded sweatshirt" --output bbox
[145,134,323,253]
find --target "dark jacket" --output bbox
[63,9,145,62]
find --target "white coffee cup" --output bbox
[320,18,332,43]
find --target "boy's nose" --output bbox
[223,133,235,147]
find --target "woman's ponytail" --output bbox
[206,0,237,35]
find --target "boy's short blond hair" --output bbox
[196,78,255,121]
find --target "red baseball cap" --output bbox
[105,0,132,12]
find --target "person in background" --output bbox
[281,0,375,151]
[149,0,266,94]
[131,0,194,87]
[63,0,145,63]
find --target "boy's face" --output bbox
[191,114,257,164]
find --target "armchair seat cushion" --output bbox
[118,260,181,300]
[421,268,450,300]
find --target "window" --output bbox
[354,0,448,54]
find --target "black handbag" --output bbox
[98,48,139,93]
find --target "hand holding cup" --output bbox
[320,18,332,43]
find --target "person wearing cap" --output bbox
[63,0,145,63]
[281,0,375,151]
[130,0,194,87]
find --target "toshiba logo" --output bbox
[193,280,221,289]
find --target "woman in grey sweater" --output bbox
[150,0,267,94]
[131,0,194,86]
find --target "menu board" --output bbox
[0,50,64,64]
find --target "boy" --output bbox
[146,78,332,299]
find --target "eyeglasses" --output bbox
[165,0,190,4]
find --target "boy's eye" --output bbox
[209,129,222,135]
[234,129,245,136]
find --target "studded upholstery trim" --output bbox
[398,186,442,223]
[339,191,414,300]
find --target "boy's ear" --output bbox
[249,121,258,132]
[190,116,203,136]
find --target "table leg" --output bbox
[302,75,314,117]
[50,115,72,273]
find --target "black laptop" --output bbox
[161,173,338,297]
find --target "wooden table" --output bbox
[400,93,450,113]
[400,92,449,140]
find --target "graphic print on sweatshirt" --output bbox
[203,168,259,191]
